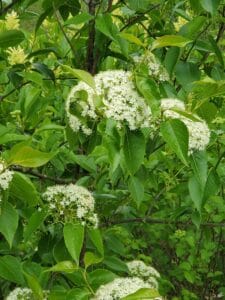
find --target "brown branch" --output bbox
[86,0,97,74]
[107,0,113,12]
[103,217,225,228]
[120,4,160,32]
[11,166,76,184]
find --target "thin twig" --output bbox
[53,3,77,59]
[0,81,31,102]
[11,166,76,184]
[104,217,225,228]
[86,0,97,74]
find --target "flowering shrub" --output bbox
[0,1,225,299]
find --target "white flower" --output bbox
[6,287,49,300]
[160,98,210,153]
[135,52,169,82]
[6,46,27,65]
[5,10,20,30]
[95,70,152,130]
[174,16,188,32]
[43,184,98,227]
[182,117,210,153]
[92,277,159,300]
[126,260,160,289]
[0,160,14,191]
[66,70,152,134]
[161,98,185,112]
[66,81,97,135]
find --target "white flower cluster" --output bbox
[92,277,161,300]
[161,98,210,153]
[66,81,97,135]
[0,159,14,191]
[43,184,98,227]
[6,287,49,300]
[134,52,169,82]
[92,260,161,300]
[126,260,160,289]
[66,70,152,134]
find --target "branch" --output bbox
[0,81,31,102]
[86,0,97,74]
[53,4,77,59]
[11,166,76,184]
[104,217,225,228]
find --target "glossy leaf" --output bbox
[63,223,84,265]
[152,35,192,49]
[0,30,25,48]
[123,130,146,175]
[7,144,56,168]
[160,119,189,165]
[0,201,18,247]
[0,256,24,284]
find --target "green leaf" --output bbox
[0,202,18,247]
[74,155,97,173]
[61,65,95,89]
[84,252,102,269]
[95,14,118,42]
[0,255,25,284]
[24,209,48,242]
[121,288,160,300]
[9,172,40,207]
[123,130,146,175]
[190,151,207,189]
[63,223,84,266]
[32,62,55,82]
[200,0,220,15]
[191,78,225,100]
[208,35,224,67]
[189,176,203,213]
[7,143,56,167]
[87,228,104,257]
[0,30,25,48]
[160,119,189,165]
[24,272,43,299]
[103,256,129,273]
[203,170,220,204]
[88,269,117,290]
[175,62,201,90]
[127,0,151,12]
[180,16,206,39]
[66,288,90,300]
[152,35,192,49]
[45,261,78,273]
[128,176,144,208]
[119,33,145,47]
[164,47,180,76]
[196,102,217,122]
[64,12,93,25]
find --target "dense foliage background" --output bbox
[0,0,225,299]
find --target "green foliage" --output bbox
[0,0,224,299]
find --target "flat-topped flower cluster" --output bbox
[43,183,98,227]
[0,159,14,192]
[92,260,161,300]
[6,287,49,300]
[134,52,169,82]
[161,98,210,153]
[66,70,152,135]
